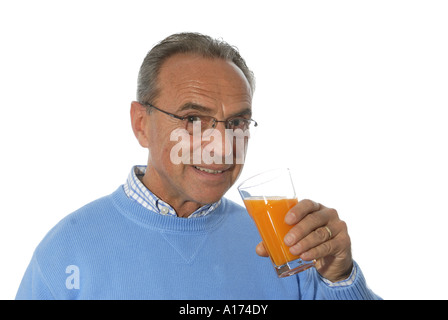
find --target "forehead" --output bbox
[156,53,252,108]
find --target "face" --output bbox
[132,53,253,215]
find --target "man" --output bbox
[16,33,380,299]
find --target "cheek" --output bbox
[150,140,174,163]
[233,164,244,179]
[148,127,190,168]
[147,126,171,157]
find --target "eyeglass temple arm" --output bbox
[143,102,185,121]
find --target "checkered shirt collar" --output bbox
[123,165,221,218]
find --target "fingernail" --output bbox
[284,233,295,246]
[285,212,295,225]
[290,243,302,255]
[300,252,310,260]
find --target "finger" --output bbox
[255,241,269,257]
[300,221,350,261]
[284,207,330,246]
[285,199,321,225]
[289,226,333,256]
[300,238,336,262]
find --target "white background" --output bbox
[1,0,447,300]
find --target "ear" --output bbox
[130,101,150,148]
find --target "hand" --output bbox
[255,199,353,282]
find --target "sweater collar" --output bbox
[112,186,227,232]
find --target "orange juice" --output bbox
[243,197,299,266]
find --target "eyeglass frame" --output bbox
[140,102,258,133]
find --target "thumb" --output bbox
[255,242,269,257]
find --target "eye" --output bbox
[229,118,248,128]
[186,115,202,123]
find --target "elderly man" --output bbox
[16,33,379,300]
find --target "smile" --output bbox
[193,166,225,174]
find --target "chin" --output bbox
[192,187,229,205]
[195,194,225,206]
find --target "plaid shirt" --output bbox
[123,165,221,218]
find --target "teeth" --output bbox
[194,166,223,174]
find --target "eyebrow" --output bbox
[177,102,252,118]
[177,103,213,114]
[232,108,252,118]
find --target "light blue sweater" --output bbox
[16,186,379,300]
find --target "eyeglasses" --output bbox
[141,102,258,136]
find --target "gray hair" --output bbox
[136,32,255,105]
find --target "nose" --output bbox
[202,122,233,164]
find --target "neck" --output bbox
[141,170,203,218]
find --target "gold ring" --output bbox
[325,226,332,239]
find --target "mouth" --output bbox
[192,165,230,175]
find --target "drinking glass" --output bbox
[238,168,315,277]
